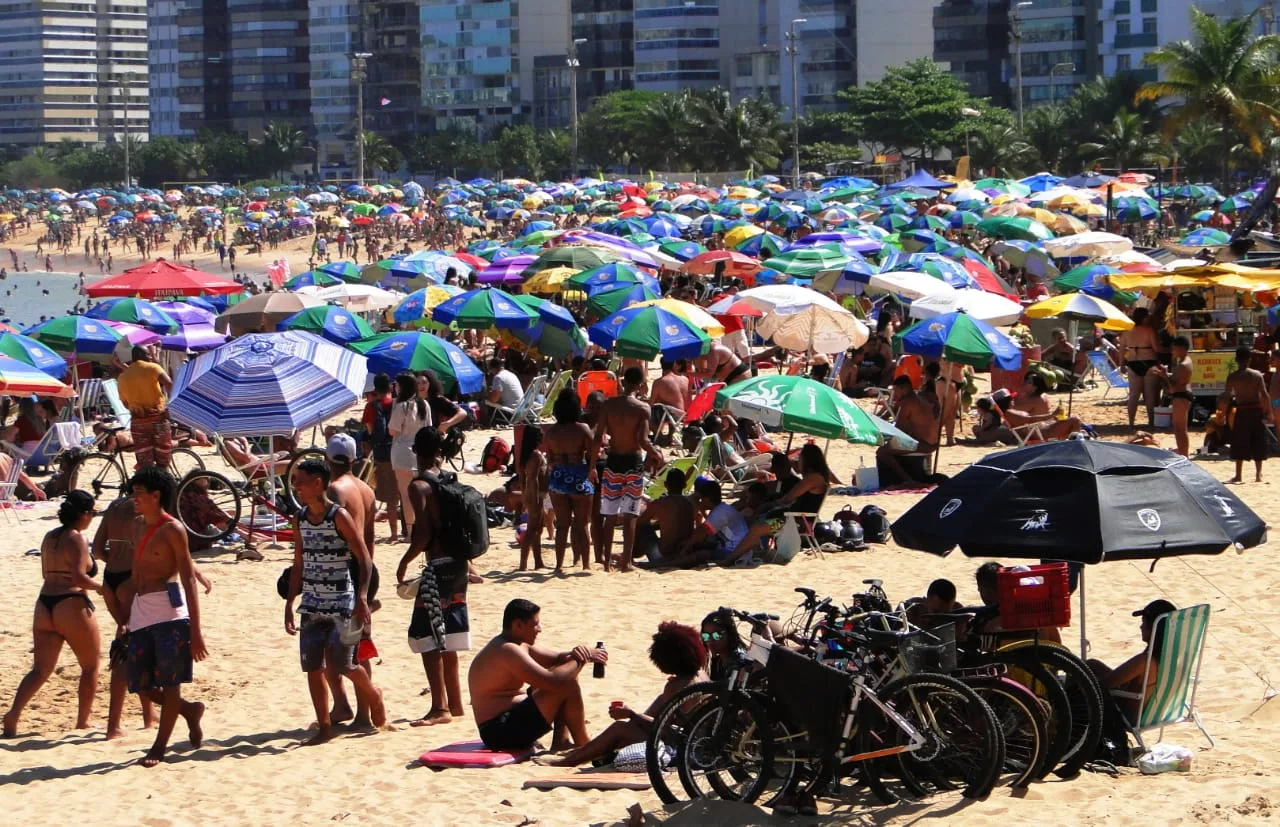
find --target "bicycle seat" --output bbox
[860,626,907,651]
[100,424,127,434]
[862,578,884,588]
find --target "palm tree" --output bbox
[644,92,692,170]
[178,141,208,179]
[1137,7,1280,186]
[1021,105,1071,172]
[360,132,402,177]
[968,124,1038,177]
[687,90,784,173]
[1079,110,1169,172]
[259,121,310,180]
[1172,117,1223,183]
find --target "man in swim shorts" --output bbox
[1226,345,1272,483]
[591,367,663,572]
[468,598,605,752]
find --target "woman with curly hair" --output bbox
[549,621,707,766]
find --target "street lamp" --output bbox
[960,106,980,157]
[568,37,586,179]
[1049,61,1075,105]
[1011,1,1032,130]
[786,17,807,188]
[120,70,136,188]
[351,52,372,185]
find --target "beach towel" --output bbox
[418,740,534,769]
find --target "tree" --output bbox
[258,121,311,180]
[1079,110,1169,172]
[1172,117,1224,182]
[1137,7,1280,186]
[968,124,1038,177]
[1,152,68,189]
[643,92,693,170]
[199,130,252,180]
[493,124,542,178]
[578,90,665,170]
[841,59,993,162]
[536,129,570,179]
[1022,104,1072,173]
[799,142,863,169]
[135,136,190,187]
[360,131,402,176]
[686,91,785,172]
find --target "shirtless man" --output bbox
[694,342,751,387]
[468,598,605,752]
[935,360,966,447]
[92,496,154,739]
[1225,345,1272,483]
[648,360,690,443]
[1157,335,1195,457]
[324,434,379,728]
[591,368,663,572]
[876,376,939,487]
[1006,372,1086,440]
[631,468,695,566]
[126,467,206,767]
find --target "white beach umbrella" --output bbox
[1041,231,1134,259]
[867,270,958,302]
[908,288,1024,325]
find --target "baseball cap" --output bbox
[1132,598,1176,620]
[325,433,357,463]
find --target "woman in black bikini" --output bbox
[3,491,102,736]
[1120,307,1162,427]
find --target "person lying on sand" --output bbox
[468,598,605,753]
[550,622,707,766]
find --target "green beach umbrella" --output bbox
[715,374,907,446]
[976,216,1055,242]
[588,305,711,361]
[522,245,624,276]
[277,304,375,344]
[85,297,179,333]
[586,283,662,318]
[520,229,563,247]
[315,261,365,283]
[759,246,851,280]
[431,287,539,330]
[349,332,483,394]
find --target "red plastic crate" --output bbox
[997,563,1071,631]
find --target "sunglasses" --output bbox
[700,631,724,642]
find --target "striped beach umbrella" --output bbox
[168,332,368,437]
[0,353,74,397]
[0,332,68,378]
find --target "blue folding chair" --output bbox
[1086,350,1128,401]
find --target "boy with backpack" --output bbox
[361,373,402,543]
[396,426,489,727]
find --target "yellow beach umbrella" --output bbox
[1016,206,1058,225]
[1049,213,1088,234]
[522,266,582,294]
[630,298,725,338]
[724,224,764,249]
[1025,293,1134,331]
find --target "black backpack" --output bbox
[369,399,394,462]
[858,504,891,544]
[426,471,490,560]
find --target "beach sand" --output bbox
[1,378,1278,827]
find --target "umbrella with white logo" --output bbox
[891,439,1266,654]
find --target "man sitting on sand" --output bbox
[631,468,695,566]
[468,598,606,752]
[876,375,938,487]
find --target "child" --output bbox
[1203,393,1233,455]
[518,427,548,571]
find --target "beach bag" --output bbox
[859,505,891,544]
[480,436,510,474]
[440,428,465,461]
[369,399,394,462]
[773,516,803,564]
[427,471,490,560]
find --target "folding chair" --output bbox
[1111,604,1214,750]
[576,370,620,407]
[0,450,24,524]
[100,379,132,429]
[997,397,1047,446]
[644,456,698,500]
[1086,350,1129,401]
[76,378,105,422]
[827,351,847,387]
[1,427,59,471]
[490,375,545,428]
[684,382,724,424]
[532,370,573,423]
[780,512,822,559]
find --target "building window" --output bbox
[1116,53,1130,70]
[1140,0,1156,11]
[736,55,751,76]
[1116,19,1129,36]
[1142,17,1156,34]
[1114,0,1129,13]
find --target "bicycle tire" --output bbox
[72,452,127,507]
[168,447,206,480]
[860,672,1004,800]
[963,675,1049,788]
[175,470,243,544]
[997,643,1104,780]
[646,682,722,805]
[975,656,1073,780]
[675,687,776,805]
[285,448,326,511]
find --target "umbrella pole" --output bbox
[1067,318,1079,417]
[1079,566,1088,658]
[932,372,948,475]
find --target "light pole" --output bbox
[568,36,586,179]
[786,17,807,188]
[351,52,372,185]
[121,71,133,188]
[1011,1,1032,130]
[1049,61,1074,105]
[960,106,980,158]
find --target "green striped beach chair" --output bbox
[532,370,572,423]
[1112,603,1214,750]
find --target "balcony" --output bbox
[1113,32,1157,49]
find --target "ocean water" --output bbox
[0,271,107,331]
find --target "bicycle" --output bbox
[64,422,205,507]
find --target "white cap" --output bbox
[326,433,357,462]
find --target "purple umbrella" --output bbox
[160,323,228,352]
[786,231,884,256]
[477,254,537,285]
[556,232,660,269]
[105,320,161,346]
[154,300,217,326]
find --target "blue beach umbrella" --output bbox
[349,332,484,395]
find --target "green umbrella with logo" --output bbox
[715,374,914,448]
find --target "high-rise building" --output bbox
[1098,0,1270,81]
[532,0,633,130]
[310,0,359,165]
[726,0,780,104]
[0,0,149,146]
[631,0,722,91]
[934,0,1012,107]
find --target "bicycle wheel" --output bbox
[677,688,776,805]
[71,453,127,507]
[285,448,326,511]
[997,644,1103,779]
[647,682,723,804]
[973,656,1073,780]
[168,447,206,480]
[963,676,1049,788]
[175,470,243,544]
[858,673,1004,801]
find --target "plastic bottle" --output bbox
[593,641,606,679]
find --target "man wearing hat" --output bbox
[1087,599,1176,717]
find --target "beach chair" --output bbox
[0,450,24,524]
[827,351,847,387]
[1,426,59,471]
[1112,604,1213,750]
[893,354,925,389]
[100,379,132,429]
[778,512,822,560]
[76,378,105,422]
[684,382,724,424]
[490,375,545,428]
[576,370,619,408]
[1086,350,1129,401]
[706,433,772,492]
[532,370,572,423]
[214,434,291,484]
[997,398,1047,446]
[644,456,699,500]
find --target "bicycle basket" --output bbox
[898,623,957,674]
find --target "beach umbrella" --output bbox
[104,321,161,348]
[302,283,399,312]
[0,332,68,378]
[1219,194,1253,213]
[86,258,241,298]
[586,283,661,318]
[1024,293,1134,332]
[875,213,913,232]
[657,239,707,263]
[214,292,326,337]
[1180,228,1231,246]
[349,332,483,395]
[724,285,868,354]
[476,254,537,285]
[894,311,1022,370]
[277,304,375,344]
[564,262,660,295]
[314,261,364,283]
[899,229,952,254]
[522,245,623,276]
[715,375,908,447]
[1053,264,1137,303]
[0,353,74,397]
[159,324,227,352]
[735,231,785,258]
[503,296,589,360]
[588,305,711,361]
[1040,231,1133,259]
[85,297,179,333]
[988,240,1061,280]
[286,269,344,289]
[867,270,958,302]
[976,216,1055,242]
[759,246,851,280]
[1113,196,1159,223]
[683,250,764,280]
[629,298,725,338]
[948,210,983,229]
[907,289,1024,325]
[169,332,367,437]
[431,287,538,330]
[522,266,583,294]
[25,315,122,355]
[391,285,464,325]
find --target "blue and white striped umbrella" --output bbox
[168,331,367,437]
